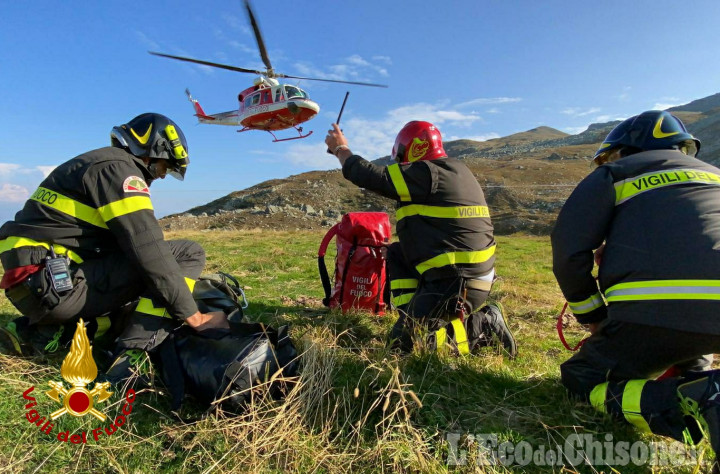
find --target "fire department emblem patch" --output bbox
[123,176,150,195]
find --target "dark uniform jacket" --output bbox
[552,149,720,334]
[0,146,198,319]
[342,155,495,281]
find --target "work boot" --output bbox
[0,317,67,356]
[478,302,517,359]
[387,314,414,354]
[102,349,152,391]
[677,370,720,470]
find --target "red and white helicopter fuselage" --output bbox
[186,77,319,142]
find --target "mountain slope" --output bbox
[162,92,720,235]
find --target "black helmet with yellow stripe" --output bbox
[593,110,701,165]
[111,113,189,180]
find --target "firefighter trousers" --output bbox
[561,319,718,441]
[8,239,205,326]
[385,242,491,352]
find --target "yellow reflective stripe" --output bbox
[415,245,496,275]
[390,279,418,290]
[589,383,608,413]
[134,278,195,319]
[391,292,414,307]
[387,164,411,202]
[568,292,604,314]
[396,204,490,221]
[615,169,720,205]
[0,236,84,264]
[95,316,111,338]
[435,327,447,353]
[605,279,720,302]
[30,187,107,229]
[135,297,171,318]
[97,196,154,222]
[622,380,651,432]
[131,123,153,144]
[450,318,469,355]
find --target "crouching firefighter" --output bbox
[325,120,516,357]
[551,110,720,465]
[0,113,227,360]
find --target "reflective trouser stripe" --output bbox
[621,380,651,432]
[387,164,411,202]
[436,327,447,351]
[434,318,469,355]
[135,298,170,318]
[451,318,469,355]
[415,246,496,275]
[392,292,414,307]
[589,382,608,413]
[396,204,490,221]
[134,277,197,319]
[614,168,720,205]
[390,279,418,308]
[95,316,111,339]
[0,236,84,263]
[605,280,720,302]
[568,292,604,314]
[588,381,651,432]
[390,279,418,290]
[30,186,154,228]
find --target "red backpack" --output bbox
[318,212,390,315]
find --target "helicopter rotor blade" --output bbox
[276,73,388,88]
[244,0,274,76]
[149,51,265,76]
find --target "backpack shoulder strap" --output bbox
[318,223,340,306]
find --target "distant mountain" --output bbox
[162,92,720,235]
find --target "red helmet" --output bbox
[391,121,447,163]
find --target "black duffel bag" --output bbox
[172,322,299,411]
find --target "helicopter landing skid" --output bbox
[238,126,313,142]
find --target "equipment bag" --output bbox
[318,212,391,315]
[170,322,298,412]
[114,273,298,411]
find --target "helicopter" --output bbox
[150,0,387,142]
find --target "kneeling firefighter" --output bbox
[325,120,516,357]
[0,113,227,357]
[552,110,720,466]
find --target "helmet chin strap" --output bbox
[147,160,162,182]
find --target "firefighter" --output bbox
[325,121,516,357]
[552,110,720,462]
[0,113,227,356]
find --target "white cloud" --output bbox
[0,184,29,202]
[291,54,391,84]
[0,163,21,178]
[281,102,485,165]
[561,107,602,117]
[36,166,56,178]
[653,102,682,111]
[447,133,500,142]
[457,97,522,108]
[563,126,588,135]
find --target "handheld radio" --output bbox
[46,245,73,293]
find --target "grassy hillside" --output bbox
[0,231,712,472]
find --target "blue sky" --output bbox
[1,0,719,223]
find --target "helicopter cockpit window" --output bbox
[274,88,282,102]
[245,93,261,108]
[284,86,306,99]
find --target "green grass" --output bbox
[0,232,712,472]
